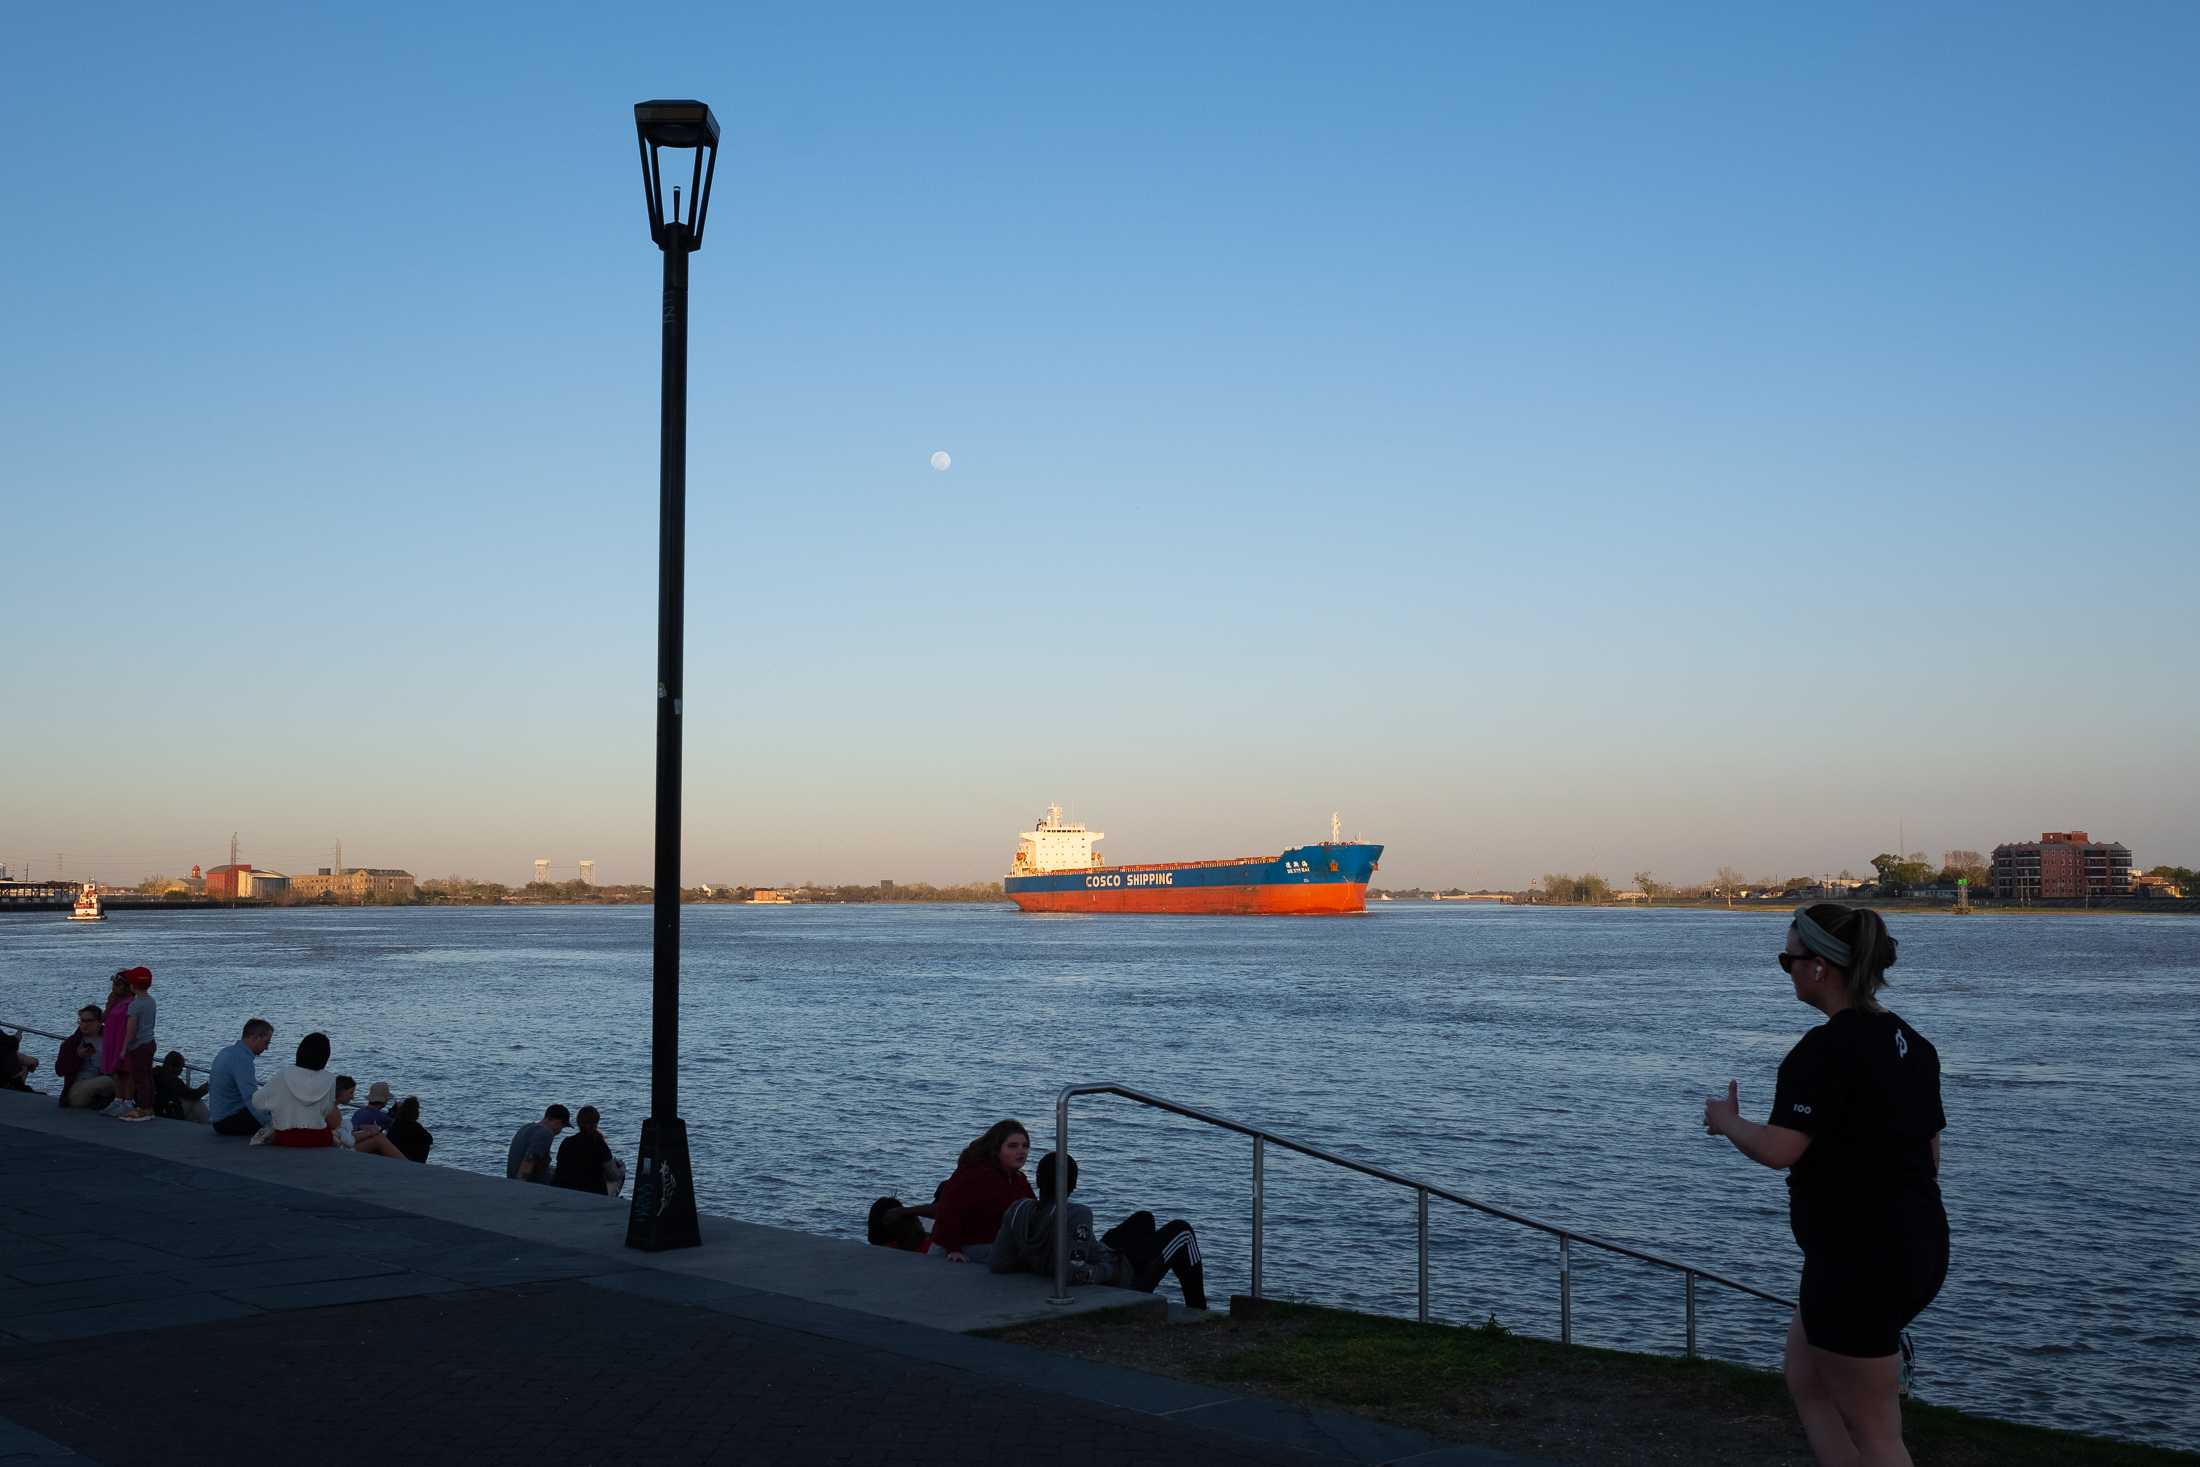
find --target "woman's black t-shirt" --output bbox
[1771,1008,1946,1250]
[389,1118,434,1164]
[552,1129,613,1193]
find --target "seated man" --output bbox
[506,1104,570,1183]
[207,1019,275,1136]
[54,1008,116,1109]
[990,1152,1208,1310]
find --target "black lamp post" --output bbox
[625,98,718,1253]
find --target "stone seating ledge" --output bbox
[0,1090,1153,1334]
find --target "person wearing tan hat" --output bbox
[351,1081,395,1140]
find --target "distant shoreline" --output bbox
[4,895,2194,918]
[1379,896,2200,918]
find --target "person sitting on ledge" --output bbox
[350,1080,395,1140]
[551,1105,619,1195]
[253,1032,340,1148]
[1,1029,36,1091]
[385,1095,433,1164]
[208,1019,274,1136]
[55,1007,116,1110]
[152,1051,209,1122]
[866,1196,932,1253]
[506,1104,570,1183]
[991,1151,1209,1311]
[329,1075,410,1160]
[928,1119,1034,1264]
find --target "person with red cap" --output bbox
[115,967,158,1121]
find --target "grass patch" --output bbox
[988,1300,2195,1467]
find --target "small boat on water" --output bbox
[68,884,105,922]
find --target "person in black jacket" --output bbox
[1705,903,1948,1467]
[152,1051,210,1121]
[551,1105,621,1195]
[385,1095,434,1163]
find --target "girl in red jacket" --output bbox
[929,1119,1033,1263]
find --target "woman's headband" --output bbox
[1792,909,1852,967]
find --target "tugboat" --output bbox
[69,884,106,922]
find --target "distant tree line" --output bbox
[413,877,1005,905]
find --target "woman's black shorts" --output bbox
[1798,1223,1949,1359]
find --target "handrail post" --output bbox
[1048,1090,1072,1305]
[1416,1187,1430,1324]
[1684,1270,1697,1359]
[1558,1234,1572,1346]
[1251,1134,1266,1300]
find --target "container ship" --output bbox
[1004,805,1382,915]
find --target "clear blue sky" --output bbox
[4,2,2195,889]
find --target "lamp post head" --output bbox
[634,99,720,251]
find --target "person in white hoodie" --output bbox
[253,1032,340,1148]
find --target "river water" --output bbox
[5,902,2194,1449]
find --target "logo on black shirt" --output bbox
[1895,1029,1909,1059]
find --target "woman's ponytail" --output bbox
[1800,902,1897,1011]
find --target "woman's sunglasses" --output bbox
[1777,952,1816,973]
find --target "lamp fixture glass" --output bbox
[634,99,720,250]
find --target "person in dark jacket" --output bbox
[867,1196,932,1252]
[928,1119,1034,1263]
[54,1007,115,1109]
[1,1030,34,1091]
[385,1095,434,1163]
[152,1051,210,1121]
[552,1106,620,1194]
[1705,903,1948,1467]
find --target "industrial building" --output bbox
[236,869,290,899]
[203,864,252,901]
[289,867,418,903]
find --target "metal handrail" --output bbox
[5,1020,212,1078]
[1050,1081,1793,1358]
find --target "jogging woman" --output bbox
[1705,903,1948,1467]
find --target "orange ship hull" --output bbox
[1007,881,1369,916]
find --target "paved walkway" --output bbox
[0,1100,1544,1466]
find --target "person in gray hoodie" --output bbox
[990,1152,1208,1310]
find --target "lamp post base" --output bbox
[625,1116,702,1251]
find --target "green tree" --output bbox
[1871,853,1937,891]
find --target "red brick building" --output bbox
[1991,833,2132,900]
[203,863,252,900]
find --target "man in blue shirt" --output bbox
[208,1019,274,1136]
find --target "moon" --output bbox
[929,450,952,472]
